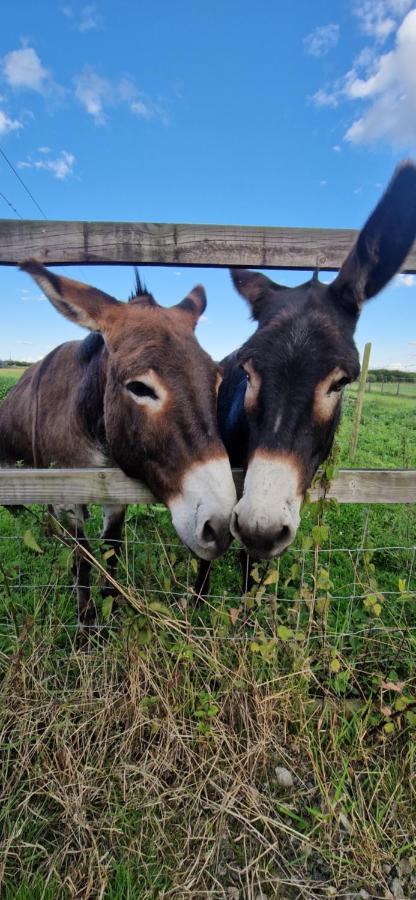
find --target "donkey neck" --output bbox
[76,333,108,450]
[218,350,249,467]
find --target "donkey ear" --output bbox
[174,285,207,328]
[20,259,121,331]
[230,269,283,320]
[330,161,416,313]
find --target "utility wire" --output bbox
[0,189,23,219]
[0,145,47,219]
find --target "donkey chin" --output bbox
[168,457,237,560]
[230,453,302,559]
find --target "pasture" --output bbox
[0,369,26,405]
[0,371,415,898]
[350,380,416,399]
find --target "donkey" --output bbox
[195,160,416,595]
[0,262,237,625]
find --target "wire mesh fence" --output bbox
[1,501,415,662]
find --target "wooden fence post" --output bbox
[350,342,372,461]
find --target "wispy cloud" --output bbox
[312,7,416,148]
[73,67,166,125]
[0,108,22,135]
[303,24,339,57]
[18,149,75,180]
[354,0,414,42]
[61,4,102,32]
[73,67,109,123]
[312,87,340,108]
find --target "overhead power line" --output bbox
[0,145,47,219]
[0,189,23,219]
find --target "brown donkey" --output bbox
[196,161,416,594]
[0,263,237,625]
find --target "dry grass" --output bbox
[1,577,415,899]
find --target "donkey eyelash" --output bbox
[126,381,159,401]
[329,376,350,394]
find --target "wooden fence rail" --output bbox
[0,468,415,506]
[1,219,416,271]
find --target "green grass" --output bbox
[340,391,416,468]
[0,375,415,897]
[0,366,27,380]
[350,380,416,398]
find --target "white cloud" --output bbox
[78,4,101,31]
[345,10,416,146]
[20,290,45,303]
[3,47,50,93]
[312,87,340,108]
[18,149,75,180]
[0,109,22,134]
[333,144,341,151]
[73,67,166,124]
[303,23,340,57]
[130,99,153,119]
[312,8,416,148]
[395,273,415,287]
[354,0,414,42]
[61,4,101,31]
[73,67,110,123]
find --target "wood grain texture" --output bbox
[0,468,415,506]
[1,219,416,272]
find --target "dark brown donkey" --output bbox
[196,160,416,593]
[0,263,237,624]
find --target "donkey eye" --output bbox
[126,381,159,401]
[240,365,251,383]
[329,376,349,394]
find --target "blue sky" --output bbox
[1,0,416,370]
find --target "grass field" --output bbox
[350,380,416,398]
[0,366,27,379]
[0,372,415,898]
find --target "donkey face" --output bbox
[228,161,416,559]
[21,262,237,560]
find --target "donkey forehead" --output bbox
[107,315,216,376]
[241,296,359,376]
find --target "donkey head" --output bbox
[21,262,237,560]
[228,161,416,559]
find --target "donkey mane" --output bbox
[77,332,105,364]
[128,267,155,303]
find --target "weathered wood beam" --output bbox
[0,467,415,506]
[1,219,416,272]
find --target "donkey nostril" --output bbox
[276,525,290,544]
[202,520,217,544]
